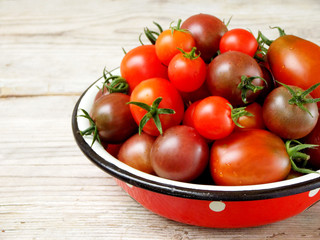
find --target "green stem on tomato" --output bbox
[127,97,175,135]
[285,140,319,175]
[228,104,254,128]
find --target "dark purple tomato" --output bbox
[181,13,228,63]
[303,116,320,169]
[262,86,319,139]
[91,93,137,144]
[206,51,264,106]
[150,125,209,182]
[118,133,156,174]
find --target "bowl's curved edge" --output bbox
[71,80,320,202]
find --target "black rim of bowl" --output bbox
[71,81,320,202]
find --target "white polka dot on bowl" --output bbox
[309,188,320,198]
[209,201,226,212]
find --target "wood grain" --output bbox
[1,0,320,239]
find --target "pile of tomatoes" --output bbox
[80,13,320,186]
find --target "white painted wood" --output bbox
[1,0,320,239]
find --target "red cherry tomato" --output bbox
[129,78,184,136]
[120,45,168,92]
[210,129,291,186]
[220,28,258,57]
[193,96,234,140]
[155,21,196,66]
[168,48,206,92]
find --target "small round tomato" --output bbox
[220,28,258,57]
[155,20,196,66]
[90,93,138,144]
[193,96,234,140]
[262,84,319,139]
[234,102,265,131]
[150,125,209,182]
[120,45,168,92]
[210,129,291,186]
[181,13,228,62]
[206,51,264,106]
[129,78,184,136]
[168,47,206,92]
[118,133,156,174]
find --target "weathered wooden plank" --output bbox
[1,0,320,97]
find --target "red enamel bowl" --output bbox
[72,77,320,228]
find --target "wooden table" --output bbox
[1,0,320,239]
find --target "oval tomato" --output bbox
[120,45,168,92]
[210,129,291,186]
[129,78,184,136]
[181,13,228,62]
[267,35,320,105]
[219,28,258,57]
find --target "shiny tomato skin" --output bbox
[155,29,196,66]
[267,35,320,106]
[262,85,319,139]
[168,51,207,92]
[220,28,258,57]
[206,51,264,106]
[129,78,184,136]
[303,117,320,169]
[210,129,291,186]
[118,133,156,174]
[182,100,200,128]
[193,96,234,140]
[150,125,209,182]
[181,13,228,62]
[91,93,137,144]
[120,45,168,92]
[234,102,265,131]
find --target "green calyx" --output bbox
[127,97,175,135]
[177,47,200,60]
[228,104,254,128]
[285,140,319,175]
[238,75,266,104]
[78,109,101,147]
[255,26,286,61]
[277,81,320,117]
[170,19,189,34]
[142,21,163,45]
[100,67,129,94]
